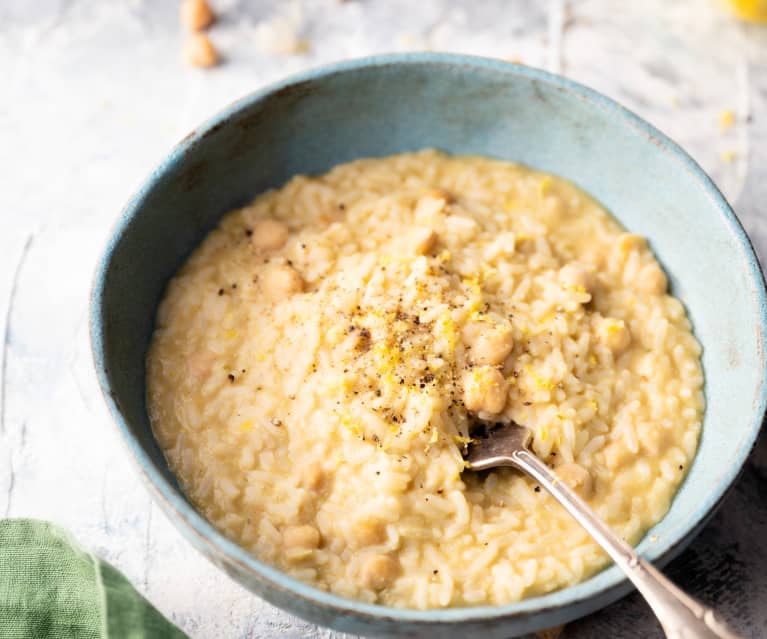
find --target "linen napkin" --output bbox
[0,519,187,638]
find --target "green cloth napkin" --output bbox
[0,519,188,639]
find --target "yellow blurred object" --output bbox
[718,109,736,133]
[726,0,767,21]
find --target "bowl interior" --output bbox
[92,54,766,631]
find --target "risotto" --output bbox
[146,151,703,608]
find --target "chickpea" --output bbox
[558,263,593,295]
[555,463,593,499]
[596,317,631,355]
[640,425,668,456]
[183,33,219,68]
[301,466,326,491]
[350,517,386,547]
[462,366,509,414]
[462,322,514,366]
[414,189,452,221]
[262,264,304,302]
[251,218,290,252]
[617,233,647,254]
[637,263,668,295]
[180,0,215,32]
[283,524,320,550]
[603,441,633,470]
[359,554,399,590]
[411,227,438,255]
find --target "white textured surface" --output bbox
[1,1,766,637]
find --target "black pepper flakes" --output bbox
[227,374,235,382]
[245,228,253,237]
[534,486,540,493]
[218,288,224,296]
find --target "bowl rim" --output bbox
[90,52,767,626]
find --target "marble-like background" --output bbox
[1,1,765,637]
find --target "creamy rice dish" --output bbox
[147,151,703,608]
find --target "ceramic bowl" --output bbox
[90,54,767,638]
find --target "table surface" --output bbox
[2,1,766,637]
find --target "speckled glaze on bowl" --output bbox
[90,54,767,638]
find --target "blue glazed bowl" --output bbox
[90,54,767,638]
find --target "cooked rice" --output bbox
[146,150,703,608]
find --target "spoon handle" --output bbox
[511,448,743,639]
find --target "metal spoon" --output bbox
[463,422,743,639]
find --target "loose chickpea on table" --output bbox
[180,0,215,32]
[183,33,220,68]
[180,0,220,68]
